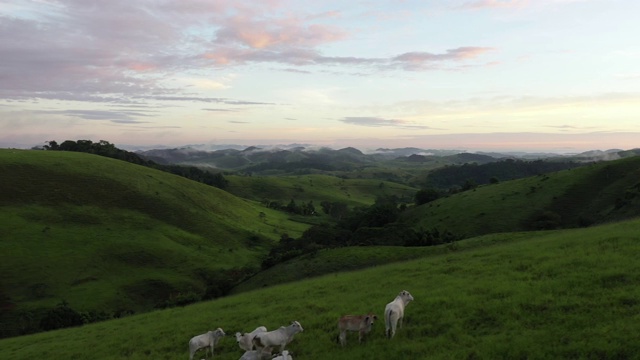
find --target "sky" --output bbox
[1,0,639,153]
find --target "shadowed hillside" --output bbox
[0,149,310,338]
[402,155,640,238]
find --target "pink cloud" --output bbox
[0,0,495,105]
[392,47,496,70]
[214,16,347,49]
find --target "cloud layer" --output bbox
[1,0,637,152]
[0,0,495,103]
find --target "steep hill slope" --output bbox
[402,155,640,238]
[0,149,310,337]
[1,218,639,359]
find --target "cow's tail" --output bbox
[384,308,394,339]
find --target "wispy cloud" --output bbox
[392,47,495,70]
[202,108,239,112]
[340,117,434,129]
[138,96,276,106]
[37,109,152,123]
[458,0,530,10]
[0,1,495,104]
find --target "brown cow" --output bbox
[336,313,378,346]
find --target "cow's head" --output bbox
[400,290,414,303]
[291,320,304,333]
[365,313,378,327]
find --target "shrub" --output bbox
[39,301,83,331]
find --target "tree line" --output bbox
[421,158,583,190]
[39,140,228,190]
[261,195,459,269]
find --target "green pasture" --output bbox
[0,149,309,328]
[403,156,640,238]
[231,231,549,294]
[2,218,640,359]
[225,174,418,208]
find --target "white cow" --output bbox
[384,290,414,339]
[336,312,378,346]
[239,348,272,360]
[252,321,304,353]
[188,328,225,360]
[272,350,293,360]
[236,326,268,351]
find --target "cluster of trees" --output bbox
[40,140,228,190]
[2,264,258,337]
[422,159,583,190]
[4,301,133,338]
[262,199,317,216]
[261,195,460,269]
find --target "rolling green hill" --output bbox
[225,174,418,209]
[0,149,310,337]
[4,147,640,348]
[1,218,639,359]
[402,155,640,238]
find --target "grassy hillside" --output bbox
[225,174,418,208]
[230,232,540,294]
[231,246,437,294]
[0,149,310,336]
[403,155,640,238]
[1,218,639,359]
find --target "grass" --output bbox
[2,218,640,359]
[225,173,418,208]
[0,149,310,328]
[231,231,550,294]
[403,156,640,238]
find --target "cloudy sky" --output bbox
[1,0,639,152]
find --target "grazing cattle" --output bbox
[188,328,225,360]
[384,290,414,339]
[336,312,378,346]
[272,350,293,360]
[252,321,304,353]
[235,326,268,351]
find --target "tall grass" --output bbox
[2,218,639,359]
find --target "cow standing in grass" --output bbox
[384,290,414,339]
[188,328,225,360]
[252,321,303,353]
[336,312,378,346]
[235,326,267,351]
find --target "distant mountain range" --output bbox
[135,144,640,174]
